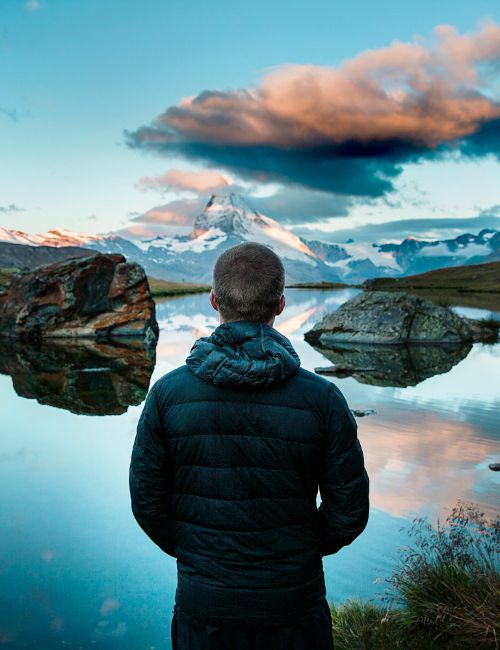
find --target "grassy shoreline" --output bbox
[286,281,352,289]
[329,502,499,649]
[362,261,500,293]
[147,276,211,297]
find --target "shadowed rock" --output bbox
[0,253,159,342]
[305,291,498,345]
[0,338,156,415]
[309,341,472,387]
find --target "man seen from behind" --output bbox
[129,242,370,649]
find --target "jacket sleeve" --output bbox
[129,382,176,557]
[317,385,370,556]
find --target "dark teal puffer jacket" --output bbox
[129,320,369,626]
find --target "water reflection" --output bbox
[0,288,498,649]
[0,337,156,415]
[309,341,472,387]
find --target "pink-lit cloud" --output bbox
[126,21,500,197]
[117,197,205,239]
[137,168,230,194]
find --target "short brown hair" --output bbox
[212,242,285,323]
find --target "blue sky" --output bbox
[1,0,500,242]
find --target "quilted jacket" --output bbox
[129,319,369,625]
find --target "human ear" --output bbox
[209,289,219,312]
[276,294,285,315]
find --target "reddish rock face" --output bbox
[0,253,159,342]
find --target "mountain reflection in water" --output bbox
[0,337,156,415]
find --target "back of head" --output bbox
[213,242,285,323]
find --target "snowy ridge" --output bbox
[191,193,316,264]
[1,196,498,283]
[0,227,103,248]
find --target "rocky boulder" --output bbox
[305,291,498,345]
[0,253,159,342]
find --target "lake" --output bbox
[1,288,499,649]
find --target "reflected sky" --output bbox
[0,288,498,649]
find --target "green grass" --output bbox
[147,276,211,297]
[362,262,500,311]
[0,266,17,291]
[363,261,500,294]
[330,600,437,649]
[286,281,351,289]
[329,501,500,649]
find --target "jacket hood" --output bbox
[185,320,301,388]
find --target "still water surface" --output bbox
[1,288,499,649]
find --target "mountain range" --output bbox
[1,193,499,284]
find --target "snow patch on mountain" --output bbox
[191,193,316,264]
[0,226,103,247]
[141,228,228,254]
[1,195,498,283]
[341,241,401,271]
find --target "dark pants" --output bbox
[171,597,334,650]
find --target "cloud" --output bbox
[0,204,24,214]
[26,0,40,10]
[0,105,31,121]
[137,168,230,194]
[478,204,500,217]
[250,188,353,224]
[117,197,205,239]
[0,107,20,122]
[126,21,500,197]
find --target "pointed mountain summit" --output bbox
[190,193,316,263]
[192,193,255,236]
[1,194,498,283]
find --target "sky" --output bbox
[1,0,500,244]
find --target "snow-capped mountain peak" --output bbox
[1,196,498,284]
[192,193,256,236]
[192,193,316,263]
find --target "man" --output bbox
[129,242,370,649]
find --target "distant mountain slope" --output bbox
[1,194,499,283]
[363,261,500,293]
[0,241,92,271]
[378,229,500,275]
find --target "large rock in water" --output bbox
[305,291,498,345]
[0,253,159,342]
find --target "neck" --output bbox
[219,317,275,327]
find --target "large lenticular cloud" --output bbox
[125,22,500,197]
